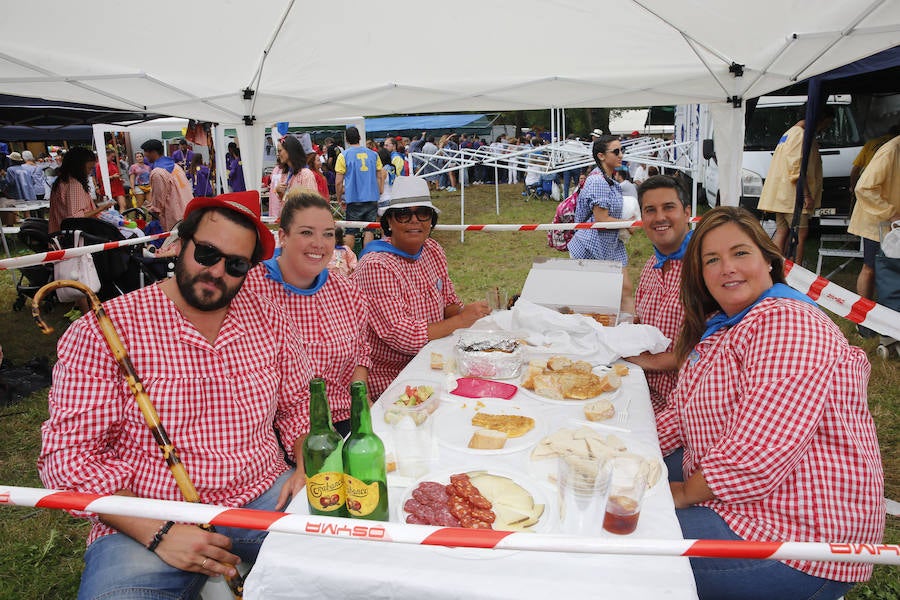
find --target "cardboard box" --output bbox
[520,258,622,324]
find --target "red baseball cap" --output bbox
[183,191,275,260]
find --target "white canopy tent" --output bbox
[2,0,898,205]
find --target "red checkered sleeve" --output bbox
[352,238,460,396]
[244,267,371,423]
[38,284,313,544]
[669,298,884,581]
[635,257,684,413]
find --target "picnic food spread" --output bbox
[403,471,544,531]
[522,356,625,401]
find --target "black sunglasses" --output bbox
[392,207,434,223]
[607,148,624,156]
[192,240,252,277]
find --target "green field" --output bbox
[0,183,896,599]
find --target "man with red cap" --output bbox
[39,191,315,598]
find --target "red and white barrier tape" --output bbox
[1,485,897,564]
[2,222,896,340]
[784,260,900,340]
[337,217,704,232]
[0,232,170,271]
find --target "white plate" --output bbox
[397,466,556,558]
[433,398,546,455]
[526,427,666,497]
[517,363,624,406]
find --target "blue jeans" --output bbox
[78,471,293,600]
[677,507,855,600]
[563,167,582,197]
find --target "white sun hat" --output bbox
[377,176,441,216]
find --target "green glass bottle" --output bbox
[302,378,348,517]
[342,381,389,521]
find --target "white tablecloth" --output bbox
[244,335,698,599]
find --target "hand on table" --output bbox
[155,524,240,578]
[457,301,491,327]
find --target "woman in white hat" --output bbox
[352,176,489,397]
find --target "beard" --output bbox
[175,247,244,311]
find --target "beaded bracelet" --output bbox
[147,520,175,553]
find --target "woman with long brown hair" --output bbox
[658,206,883,599]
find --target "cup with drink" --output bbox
[557,455,613,535]
[602,457,648,535]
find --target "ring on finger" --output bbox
[201,557,210,569]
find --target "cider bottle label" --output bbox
[344,475,381,517]
[306,472,346,513]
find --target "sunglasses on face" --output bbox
[607,148,624,156]
[191,240,252,277]
[392,207,434,223]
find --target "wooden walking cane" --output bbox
[33,280,244,599]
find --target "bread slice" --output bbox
[584,398,615,422]
[430,352,444,370]
[613,364,629,377]
[532,374,564,400]
[468,428,508,450]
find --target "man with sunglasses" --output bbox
[353,176,489,397]
[40,191,316,598]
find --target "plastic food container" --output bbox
[382,379,442,425]
[455,330,524,379]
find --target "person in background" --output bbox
[48,146,112,232]
[172,139,195,172]
[306,150,329,200]
[96,148,127,211]
[5,151,35,200]
[567,135,635,313]
[274,135,318,200]
[243,190,369,437]
[614,167,637,199]
[351,176,489,397]
[757,105,835,265]
[118,153,131,198]
[335,126,384,249]
[129,152,152,206]
[227,146,246,192]
[140,139,192,230]
[657,206,883,600]
[848,133,900,312]
[327,225,358,276]
[268,143,288,219]
[39,191,314,598]
[625,175,692,416]
[188,154,213,197]
[22,151,47,201]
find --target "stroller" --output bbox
[51,217,160,301]
[12,218,54,311]
[524,173,556,201]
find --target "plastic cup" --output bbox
[557,455,613,536]
[603,460,647,535]
[391,412,434,478]
[485,287,508,312]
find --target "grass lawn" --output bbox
[0,183,896,599]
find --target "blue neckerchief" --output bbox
[262,249,329,296]
[358,239,423,261]
[701,283,818,341]
[653,230,693,268]
[151,156,176,173]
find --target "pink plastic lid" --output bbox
[450,377,517,400]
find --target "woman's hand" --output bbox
[457,301,490,328]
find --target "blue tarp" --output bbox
[365,114,489,133]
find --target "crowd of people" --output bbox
[0,121,889,600]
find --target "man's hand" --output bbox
[276,469,307,511]
[154,524,240,578]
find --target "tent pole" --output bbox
[495,165,500,215]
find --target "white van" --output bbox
[697,95,863,216]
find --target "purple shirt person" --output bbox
[172,141,195,172]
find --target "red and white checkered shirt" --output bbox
[243,266,371,423]
[351,238,461,397]
[38,283,314,545]
[657,298,884,582]
[635,256,684,414]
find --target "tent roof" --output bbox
[365,114,493,134]
[1,1,897,124]
[0,94,165,127]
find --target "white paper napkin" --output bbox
[484,299,669,362]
